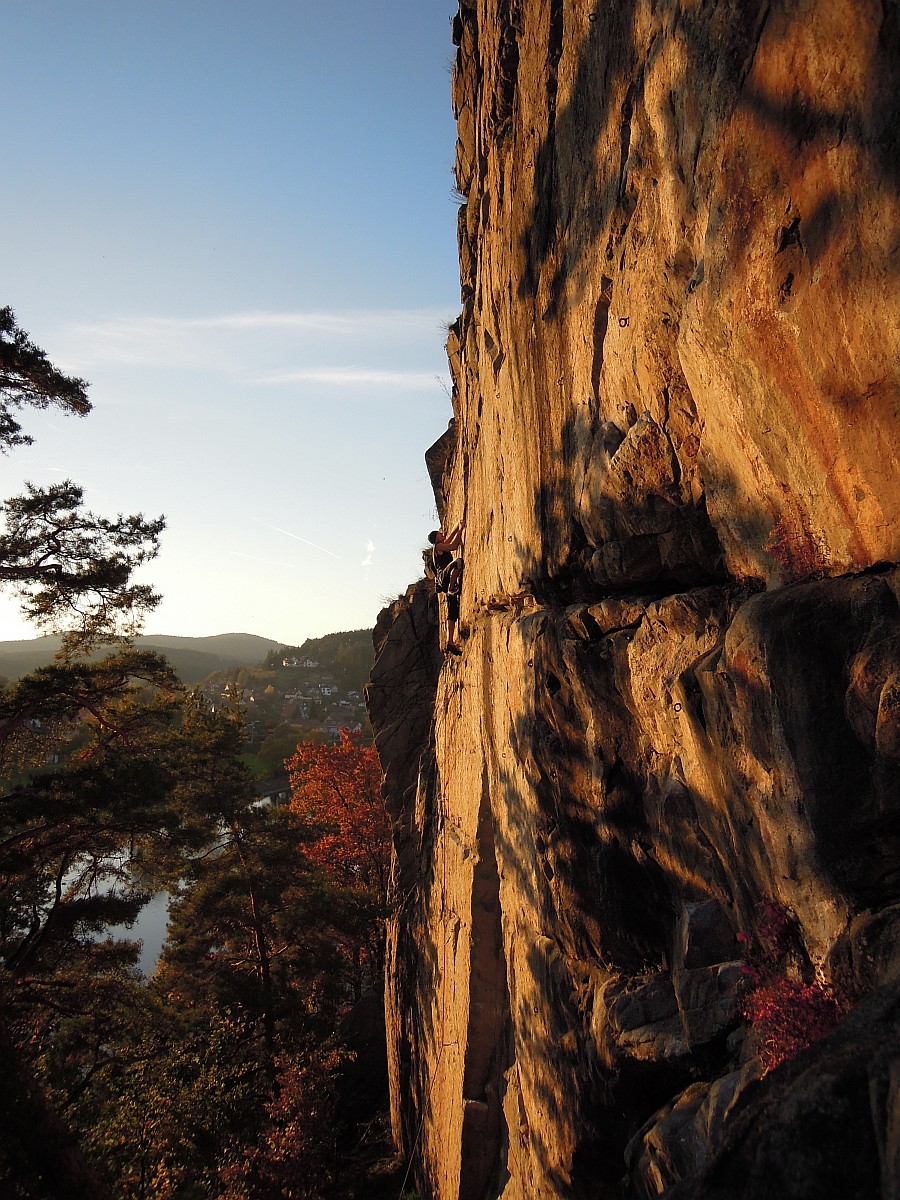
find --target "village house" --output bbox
[283,655,320,669]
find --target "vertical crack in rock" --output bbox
[459,768,511,1200]
[367,581,444,1162]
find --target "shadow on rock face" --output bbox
[372,3,900,1192]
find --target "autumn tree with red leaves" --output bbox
[287,730,390,993]
[287,729,388,898]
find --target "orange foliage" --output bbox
[219,1048,349,1200]
[286,729,390,902]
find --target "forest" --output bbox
[0,308,396,1199]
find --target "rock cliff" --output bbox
[367,2,900,1197]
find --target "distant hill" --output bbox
[137,633,281,664]
[259,629,374,692]
[0,633,283,686]
[200,629,374,766]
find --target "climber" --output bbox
[427,519,465,654]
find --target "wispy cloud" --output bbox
[255,368,447,389]
[183,309,451,335]
[55,308,455,372]
[361,539,375,568]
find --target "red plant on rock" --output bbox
[743,977,845,1072]
[738,898,849,1073]
[762,516,824,581]
[738,897,803,983]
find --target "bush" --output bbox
[738,898,849,1072]
[742,976,844,1072]
[219,1047,350,1200]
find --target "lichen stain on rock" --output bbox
[367,1,900,1197]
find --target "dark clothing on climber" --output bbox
[428,520,465,653]
[432,545,461,596]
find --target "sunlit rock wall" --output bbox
[368,2,900,1197]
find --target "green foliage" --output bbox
[0,309,163,647]
[0,650,186,983]
[259,631,373,692]
[239,750,267,778]
[0,310,175,1192]
[262,645,302,669]
[2,683,394,1197]
[0,307,90,452]
[0,313,391,1195]
[0,660,214,1197]
[0,483,164,646]
[75,1002,262,1200]
[256,725,322,778]
[300,630,373,691]
[159,722,364,1045]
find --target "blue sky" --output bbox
[0,0,460,645]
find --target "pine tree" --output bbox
[0,307,163,648]
[0,308,169,1195]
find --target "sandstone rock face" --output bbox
[367,3,900,1197]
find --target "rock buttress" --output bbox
[368,1,900,1197]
